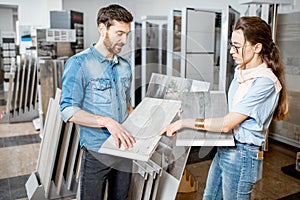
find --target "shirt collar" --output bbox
[90,44,119,64]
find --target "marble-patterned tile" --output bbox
[0,143,40,179]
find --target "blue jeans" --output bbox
[80,147,132,200]
[203,143,263,200]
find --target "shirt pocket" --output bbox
[90,78,112,104]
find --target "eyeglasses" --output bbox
[228,42,244,53]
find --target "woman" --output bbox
[160,16,288,199]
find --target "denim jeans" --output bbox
[80,147,132,200]
[203,143,263,200]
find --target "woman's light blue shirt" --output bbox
[228,72,280,146]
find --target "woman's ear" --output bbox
[254,43,262,54]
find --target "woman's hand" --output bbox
[159,120,182,137]
[0,111,4,121]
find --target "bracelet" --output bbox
[195,118,205,130]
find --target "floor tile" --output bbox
[0,122,37,138]
[0,143,40,179]
[0,134,41,148]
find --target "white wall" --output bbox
[0,0,62,27]
[62,0,135,48]
[0,7,14,32]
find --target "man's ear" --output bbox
[254,43,262,54]
[98,23,106,37]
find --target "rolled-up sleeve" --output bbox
[60,57,85,122]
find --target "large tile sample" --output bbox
[39,59,65,121]
[99,97,181,161]
[146,73,210,100]
[176,91,234,146]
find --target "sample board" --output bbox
[99,97,181,161]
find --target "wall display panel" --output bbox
[185,54,214,83]
[270,12,300,147]
[179,6,239,92]
[186,11,215,53]
[120,22,142,107]
[180,8,219,90]
[140,16,168,100]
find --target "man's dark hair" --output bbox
[97,4,133,28]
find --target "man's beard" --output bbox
[103,33,122,55]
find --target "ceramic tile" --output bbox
[0,105,5,113]
[7,174,30,200]
[0,178,10,200]
[0,143,40,179]
[0,122,38,138]
[0,134,41,148]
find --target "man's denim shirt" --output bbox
[60,45,132,152]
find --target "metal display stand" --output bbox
[127,73,210,200]
[1,54,39,123]
[26,89,81,200]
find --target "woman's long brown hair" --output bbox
[234,16,288,120]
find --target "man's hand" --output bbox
[104,117,136,149]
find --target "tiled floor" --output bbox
[1,94,300,199]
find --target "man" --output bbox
[60,4,135,200]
